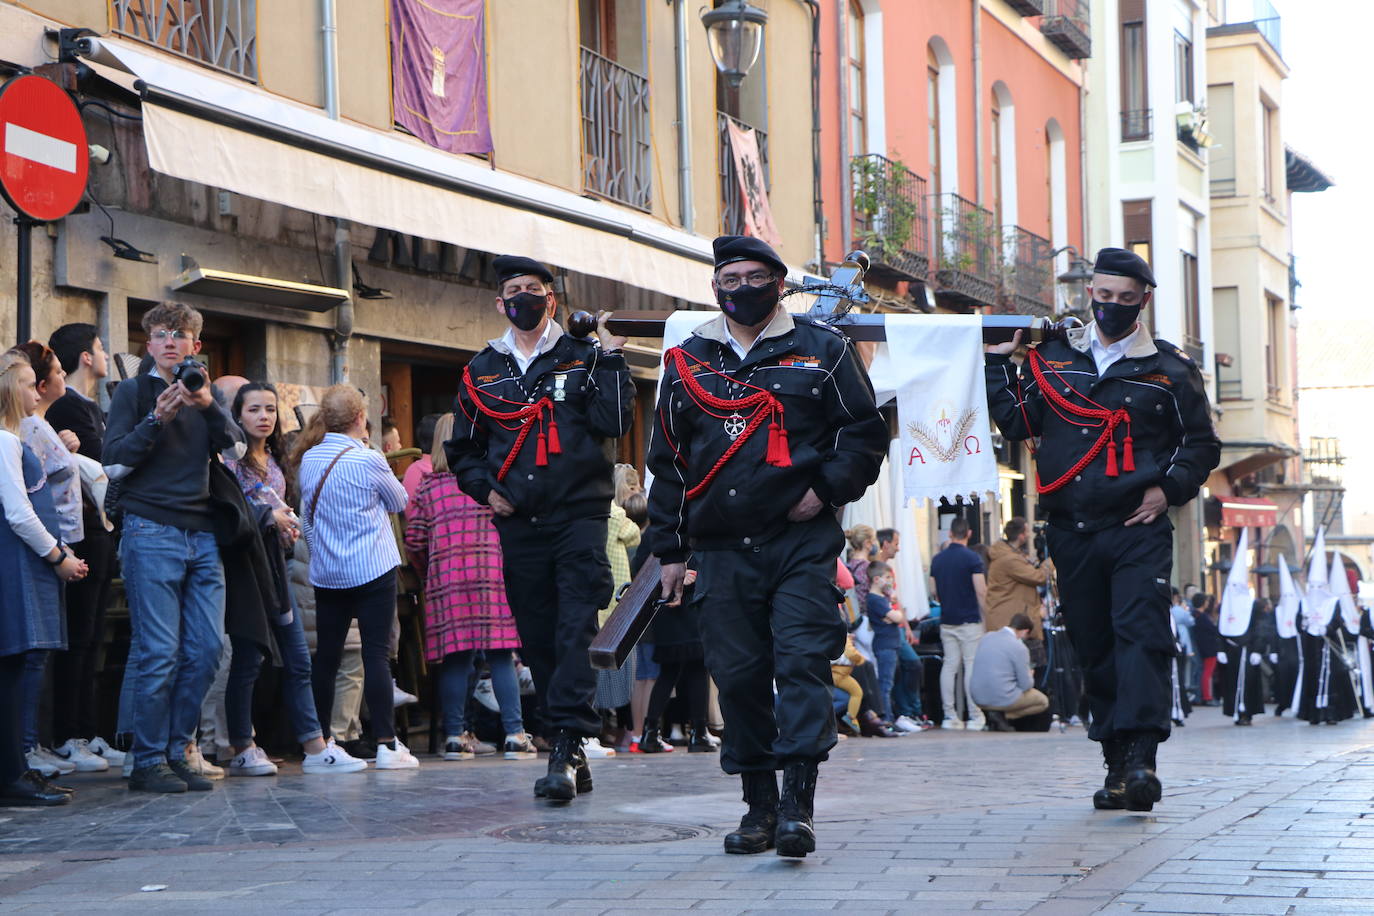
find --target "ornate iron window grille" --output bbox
[850,153,929,284]
[580,47,653,212]
[931,192,999,308]
[112,0,258,81]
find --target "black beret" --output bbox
[712,235,787,277]
[1092,247,1156,288]
[492,255,555,286]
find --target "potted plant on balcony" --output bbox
[851,155,921,278]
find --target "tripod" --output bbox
[1037,567,1084,733]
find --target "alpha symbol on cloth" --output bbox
[723,413,747,440]
[907,406,979,464]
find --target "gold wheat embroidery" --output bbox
[908,409,978,463]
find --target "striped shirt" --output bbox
[299,432,408,589]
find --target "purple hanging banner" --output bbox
[390,0,493,154]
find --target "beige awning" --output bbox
[80,38,725,306]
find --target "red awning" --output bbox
[1221,497,1278,528]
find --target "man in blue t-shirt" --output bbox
[929,517,987,729]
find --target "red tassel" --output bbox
[1105,437,1119,477]
[766,420,781,465]
[772,425,792,467]
[1122,434,1135,473]
[536,431,549,467]
[546,417,561,455]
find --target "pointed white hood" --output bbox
[1276,553,1301,639]
[1219,528,1255,637]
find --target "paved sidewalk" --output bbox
[0,707,1371,914]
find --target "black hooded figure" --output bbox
[1219,598,1274,725]
[1295,599,1358,725]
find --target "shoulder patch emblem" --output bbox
[1169,345,1194,364]
[476,374,502,384]
[1138,372,1173,387]
[1046,359,1075,369]
[554,359,585,371]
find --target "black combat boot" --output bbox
[723,770,778,854]
[638,725,665,754]
[687,721,716,753]
[573,740,593,794]
[1092,736,1128,810]
[533,732,580,801]
[775,760,819,858]
[1122,731,1162,812]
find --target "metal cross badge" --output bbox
[723,413,747,440]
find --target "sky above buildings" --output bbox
[1283,3,1362,319]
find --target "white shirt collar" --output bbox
[1089,323,1140,374]
[494,320,562,374]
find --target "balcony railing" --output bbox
[930,193,999,309]
[1001,226,1055,317]
[112,0,257,80]
[1217,378,1244,401]
[580,47,652,212]
[1003,0,1044,15]
[1222,0,1282,57]
[850,154,929,284]
[718,112,769,236]
[1041,0,1092,59]
[1121,109,1152,142]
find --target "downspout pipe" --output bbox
[831,0,848,270]
[331,220,353,384]
[321,0,339,120]
[972,0,983,206]
[673,0,694,234]
[807,0,823,268]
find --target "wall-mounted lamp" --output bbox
[701,0,768,89]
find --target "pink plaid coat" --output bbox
[404,471,521,660]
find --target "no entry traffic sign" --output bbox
[0,74,89,222]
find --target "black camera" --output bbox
[172,357,208,392]
[1032,520,1049,564]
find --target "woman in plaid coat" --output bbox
[405,414,534,761]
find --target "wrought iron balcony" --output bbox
[930,193,999,309]
[718,112,769,236]
[580,48,653,212]
[112,0,257,80]
[1001,226,1054,317]
[1121,109,1152,142]
[1041,0,1092,59]
[850,154,929,284]
[1004,0,1045,15]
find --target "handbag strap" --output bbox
[307,445,356,525]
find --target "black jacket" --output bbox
[986,324,1220,532]
[647,312,888,563]
[445,325,635,525]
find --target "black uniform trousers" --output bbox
[1046,516,1174,743]
[694,513,847,774]
[496,515,611,738]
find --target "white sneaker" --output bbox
[704,729,721,747]
[939,718,966,730]
[669,724,687,744]
[86,736,126,767]
[53,738,110,772]
[893,716,923,734]
[26,749,65,778]
[184,743,225,778]
[34,747,77,775]
[503,733,537,760]
[473,676,499,713]
[392,680,419,707]
[969,717,988,732]
[227,746,278,777]
[375,738,420,769]
[302,739,367,775]
[582,738,616,758]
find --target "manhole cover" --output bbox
[489,821,710,845]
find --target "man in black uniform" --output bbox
[985,248,1220,812]
[647,236,888,857]
[445,255,634,800]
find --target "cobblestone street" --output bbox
[1,707,1371,914]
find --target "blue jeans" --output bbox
[226,604,324,748]
[892,640,925,718]
[874,647,898,722]
[119,514,226,768]
[441,649,524,737]
[20,650,48,751]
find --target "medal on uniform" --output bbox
[723,412,746,440]
[554,374,567,402]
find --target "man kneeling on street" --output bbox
[969,613,1049,731]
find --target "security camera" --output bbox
[88,144,111,165]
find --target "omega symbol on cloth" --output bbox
[723,413,747,440]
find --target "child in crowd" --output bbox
[865,561,903,724]
[0,349,87,806]
[405,413,535,762]
[222,382,366,776]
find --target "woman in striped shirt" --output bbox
[296,385,416,769]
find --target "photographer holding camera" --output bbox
[985,518,1051,667]
[103,303,245,793]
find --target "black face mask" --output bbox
[502,292,548,332]
[1092,300,1142,339]
[716,282,780,327]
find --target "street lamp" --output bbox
[1051,245,1094,316]
[701,0,768,89]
